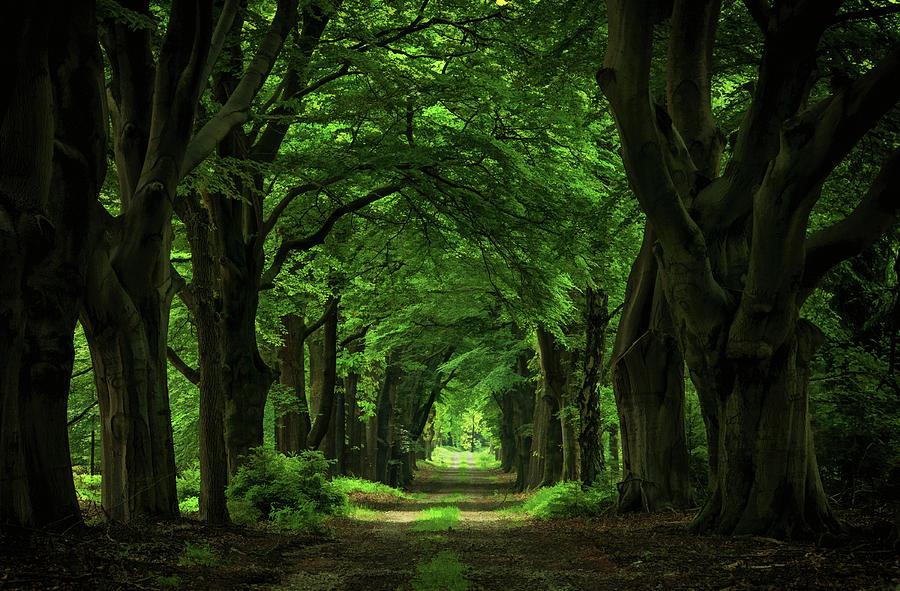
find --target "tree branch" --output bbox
[260,173,350,240]
[167,346,200,385]
[260,183,403,288]
[832,4,900,25]
[667,0,725,180]
[340,326,370,348]
[181,0,299,178]
[599,0,729,333]
[67,401,99,427]
[302,298,339,342]
[803,146,900,294]
[197,0,240,103]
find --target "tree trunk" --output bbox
[608,426,620,472]
[579,287,610,487]
[82,265,179,521]
[275,314,311,453]
[691,321,839,537]
[536,328,567,486]
[613,330,692,511]
[524,386,549,490]
[0,1,103,529]
[344,371,363,475]
[180,196,228,524]
[611,231,693,511]
[307,298,338,451]
[375,362,399,484]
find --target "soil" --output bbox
[1,454,897,590]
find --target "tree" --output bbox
[599,0,900,536]
[1,1,105,529]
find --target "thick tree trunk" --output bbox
[375,362,399,484]
[536,328,570,485]
[82,268,179,521]
[498,393,517,473]
[613,331,692,511]
[512,353,536,492]
[365,411,379,480]
[691,322,839,538]
[220,271,275,475]
[611,231,693,511]
[0,2,102,529]
[345,372,363,475]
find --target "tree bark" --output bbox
[613,331,692,511]
[690,321,838,537]
[178,194,228,524]
[275,314,311,453]
[307,298,338,451]
[0,2,103,528]
[536,327,573,484]
[578,287,610,487]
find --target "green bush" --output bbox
[331,476,408,498]
[519,481,615,519]
[72,472,102,503]
[178,496,199,513]
[225,447,346,528]
[176,467,201,500]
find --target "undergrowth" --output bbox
[412,506,461,531]
[408,550,470,591]
[226,447,345,533]
[331,476,409,498]
[506,481,616,519]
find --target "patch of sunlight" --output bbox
[408,551,470,591]
[440,493,468,504]
[346,504,379,520]
[411,506,461,531]
[332,476,409,498]
[472,448,501,470]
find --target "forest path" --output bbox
[274,456,623,591]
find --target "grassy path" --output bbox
[271,451,898,590]
[274,450,626,590]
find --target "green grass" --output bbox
[345,504,380,520]
[177,542,220,567]
[439,493,468,504]
[331,476,409,498]
[472,448,501,470]
[427,447,459,468]
[502,481,616,520]
[409,551,470,591]
[411,506,461,531]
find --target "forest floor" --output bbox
[1,453,897,590]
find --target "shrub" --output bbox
[72,472,102,503]
[519,481,615,519]
[225,447,346,528]
[176,467,201,501]
[178,496,199,513]
[331,476,408,498]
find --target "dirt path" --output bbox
[271,460,899,591]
